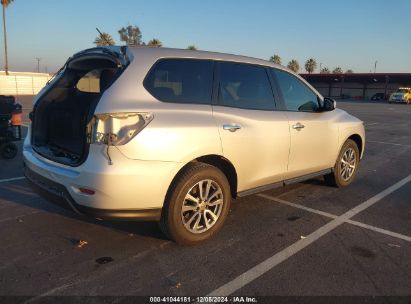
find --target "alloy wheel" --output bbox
[340,147,356,181]
[181,179,224,234]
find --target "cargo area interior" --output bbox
[32,55,119,166]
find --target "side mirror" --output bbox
[322,97,336,111]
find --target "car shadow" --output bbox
[0,179,168,241]
[301,177,330,187]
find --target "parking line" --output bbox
[368,140,411,147]
[258,194,411,242]
[345,220,411,242]
[208,173,411,296]
[0,176,25,183]
[258,195,338,219]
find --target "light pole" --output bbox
[374,61,378,73]
[35,57,41,73]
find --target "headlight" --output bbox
[88,112,154,146]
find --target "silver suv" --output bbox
[23,46,365,244]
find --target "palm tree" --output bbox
[94,32,115,46]
[287,59,300,73]
[147,38,162,47]
[320,67,330,74]
[333,67,343,74]
[187,45,198,50]
[304,58,317,74]
[1,0,13,75]
[345,69,354,74]
[269,54,281,65]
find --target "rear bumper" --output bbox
[24,165,162,221]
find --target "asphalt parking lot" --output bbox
[0,97,410,301]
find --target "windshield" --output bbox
[396,89,409,93]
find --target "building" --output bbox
[301,73,411,99]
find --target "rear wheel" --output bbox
[324,139,359,187]
[0,142,18,159]
[160,163,231,245]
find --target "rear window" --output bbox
[75,68,117,93]
[144,59,214,104]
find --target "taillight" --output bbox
[88,112,153,146]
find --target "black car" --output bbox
[371,93,386,101]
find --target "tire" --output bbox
[160,162,231,245]
[324,139,360,188]
[0,142,18,159]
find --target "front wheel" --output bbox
[324,139,360,187]
[160,163,231,245]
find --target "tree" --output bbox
[187,45,198,50]
[147,38,162,47]
[304,58,317,74]
[1,0,13,75]
[345,69,354,74]
[333,67,343,74]
[269,54,281,65]
[287,59,300,73]
[320,67,330,74]
[94,32,115,46]
[118,25,142,46]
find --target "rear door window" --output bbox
[217,62,276,110]
[144,59,214,104]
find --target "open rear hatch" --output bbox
[31,47,129,166]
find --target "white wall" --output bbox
[0,71,51,95]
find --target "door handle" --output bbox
[223,124,241,132]
[292,122,305,131]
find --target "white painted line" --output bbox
[258,195,337,219]
[0,176,25,183]
[368,140,411,147]
[208,173,411,296]
[259,194,411,242]
[345,220,411,242]
[365,122,378,126]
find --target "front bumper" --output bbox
[389,98,407,103]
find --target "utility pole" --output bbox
[35,57,41,73]
[2,3,9,75]
[374,61,378,73]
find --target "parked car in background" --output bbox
[23,46,365,244]
[389,87,411,104]
[371,93,386,101]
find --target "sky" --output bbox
[1,0,411,73]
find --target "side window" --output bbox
[272,69,319,112]
[144,59,213,104]
[218,62,275,110]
